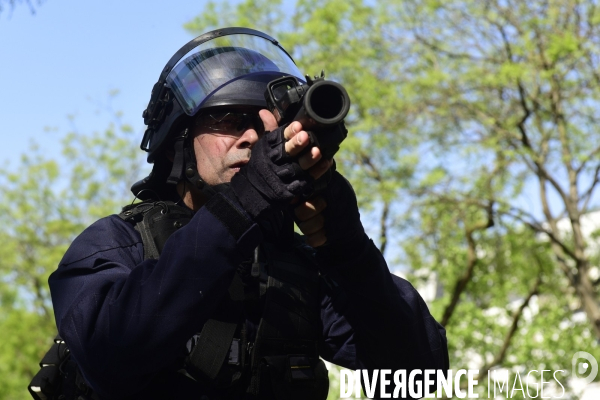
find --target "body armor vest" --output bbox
[29,200,328,400]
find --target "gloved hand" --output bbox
[294,170,366,261]
[229,125,314,220]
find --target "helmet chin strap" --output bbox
[167,128,217,201]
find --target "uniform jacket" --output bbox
[49,194,449,399]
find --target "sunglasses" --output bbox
[195,111,265,136]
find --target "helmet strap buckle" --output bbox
[167,128,217,201]
[166,128,190,186]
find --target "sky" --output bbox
[0,0,213,171]
[1,0,595,222]
[0,0,395,248]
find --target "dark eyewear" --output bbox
[196,111,265,136]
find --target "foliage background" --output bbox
[2,0,600,399]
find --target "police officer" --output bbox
[45,28,449,399]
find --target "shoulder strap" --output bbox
[118,201,194,260]
[119,200,246,387]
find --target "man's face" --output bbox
[191,107,264,185]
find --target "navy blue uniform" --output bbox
[49,198,448,399]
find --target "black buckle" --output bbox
[228,339,241,365]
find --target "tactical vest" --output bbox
[29,200,328,400]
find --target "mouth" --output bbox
[229,160,249,172]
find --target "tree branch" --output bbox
[380,200,390,256]
[357,152,391,256]
[442,273,543,398]
[359,152,383,182]
[502,207,578,262]
[479,275,542,377]
[581,164,600,214]
[440,201,494,326]
[413,33,492,62]
[576,146,600,175]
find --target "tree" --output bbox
[186,0,600,397]
[400,0,600,337]
[398,1,600,395]
[0,108,143,399]
[0,0,44,16]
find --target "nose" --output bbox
[235,127,260,149]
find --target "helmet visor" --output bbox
[166,34,304,116]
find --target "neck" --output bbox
[177,181,208,211]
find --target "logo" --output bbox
[571,351,598,385]
[337,353,599,399]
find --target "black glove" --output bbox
[229,125,315,221]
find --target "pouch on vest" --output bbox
[257,355,329,400]
[120,200,194,259]
[246,240,328,400]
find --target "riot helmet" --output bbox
[132,27,304,200]
[141,27,304,163]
